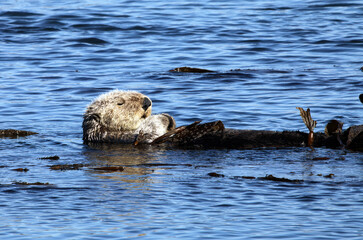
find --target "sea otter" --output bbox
[82,90,175,144]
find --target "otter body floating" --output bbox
[82,90,363,151]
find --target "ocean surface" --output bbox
[0,0,362,239]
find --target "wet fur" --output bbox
[83,90,175,144]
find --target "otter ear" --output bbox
[117,98,125,106]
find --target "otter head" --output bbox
[84,90,152,132]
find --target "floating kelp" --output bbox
[92,166,125,172]
[13,181,51,185]
[39,156,60,160]
[11,168,29,172]
[312,157,330,160]
[136,163,193,167]
[232,176,256,180]
[169,67,215,73]
[258,174,303,183]
[208,172,225,178]
[49,164,89,171]
[208,173,338,182]
[0,129,37,138]
[208,173,304,182]
[323,174,335,178]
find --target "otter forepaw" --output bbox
[160,113,176,131]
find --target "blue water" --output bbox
[0,0,362,239]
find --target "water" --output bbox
[0,0,362,239]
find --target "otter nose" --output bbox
[142,97,152,111]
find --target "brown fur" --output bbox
[83,90,175,144]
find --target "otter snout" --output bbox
[142,97,152,111]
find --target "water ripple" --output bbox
[0,0,362,239]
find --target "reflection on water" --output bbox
[84,144,169,184]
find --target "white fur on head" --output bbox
[85,90,151,131]
[83,90,152,143]
[82,90,175,144]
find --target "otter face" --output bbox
[85,90,152,131]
